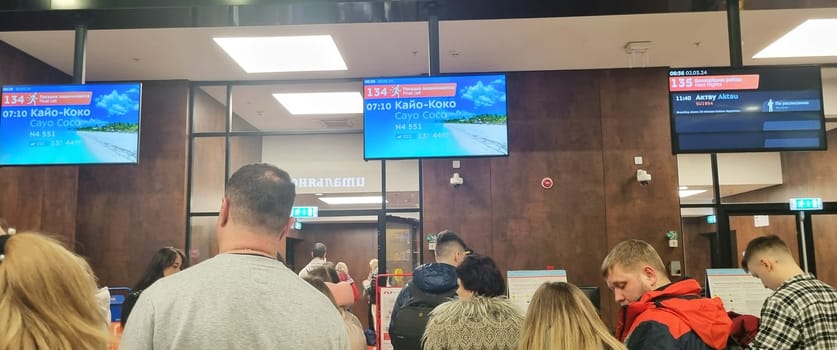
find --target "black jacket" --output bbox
[387,263,457,335]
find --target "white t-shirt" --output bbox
[120,253,349,350]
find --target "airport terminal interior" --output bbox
[1,0,837,339]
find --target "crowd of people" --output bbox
[1,162,836,350]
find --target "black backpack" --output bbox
[390,283,456,350]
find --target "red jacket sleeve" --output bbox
[351,281,360,302]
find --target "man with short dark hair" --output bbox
[389,230,469,350]
[121,163,349,349]
[743,235,837,350]
[602,239,731,350]
[299,242,328,278]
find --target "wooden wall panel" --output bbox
[0,41,70,84]
[39,166,80,242]
[492,70,607,300]
[726,129,837,203]
[292,222,378,330]
[0,167,45,232]
[422,68,682,329]
[681,217,715,288]
[75,80,189,288]
[599,68,683,326]
[723,129,837,285]
[190,137,226,213]
[729,215,799,263]
[192,87,227,132]
[811,215,837,286]
[0,41,77,245]
[421,158,493,258]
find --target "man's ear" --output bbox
[218,197,231,227]
[759,257,773,272]
[642,265,658,287]
[278,217,293,241]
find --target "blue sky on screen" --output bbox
[460,79,506,108]
[95,88,139,118]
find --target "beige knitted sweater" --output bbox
[422,296,524,350]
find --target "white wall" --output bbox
[677,152,783,187]
[261,134,419,194]
[823,77,836,118]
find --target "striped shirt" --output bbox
[748,273,837,350]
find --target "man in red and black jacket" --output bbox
[602,239,732,350]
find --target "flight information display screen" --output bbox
[363,73,508,160]
[0,83,142,165]
[668,66,825,153]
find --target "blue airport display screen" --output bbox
[0,83,142,166]
[362,74,509,160]
[668,66,825,154]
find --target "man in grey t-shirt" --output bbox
[120,164,348,350]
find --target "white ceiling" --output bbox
[1,8,836,132]
[2,7,836,207]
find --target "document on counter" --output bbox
[507,269,568,314]
[706,268,774,316]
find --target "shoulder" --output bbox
[480,296,525,318]
[630,302,690,336]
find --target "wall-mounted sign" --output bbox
[754,215,770,227]
[291,206,319,218]
[292,177,366,189]
[789,197,823,211]
[507,270,568,314]
[426,233,438,251]
[541,177,553,189]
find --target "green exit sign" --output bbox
[789,198,822,211]
[291,206,319,218]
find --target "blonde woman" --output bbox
[0,231,110,349]
[363,258,379,330]
[335,261,361,303]
[518,282,626,350]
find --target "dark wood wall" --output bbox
[0,41,76,245]
[681,217,714,287]
[1,40,192,288]
[724,129,837,286]
[422,68,683,327]
[730,215,799,263]
[291,222,378,330]
[75,80,190,287]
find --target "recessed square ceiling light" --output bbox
[679,189,707,198]
[213,35,347,73]
[753,19,837,58]
[273,92,363,115]
[318,196,385,205]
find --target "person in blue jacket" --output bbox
[388,230,470,350]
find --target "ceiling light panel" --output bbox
[754,19,837,58]
[273,92,362,115]
[679,189,707,198]
[318,196,384,205]
[214,35,347,73]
